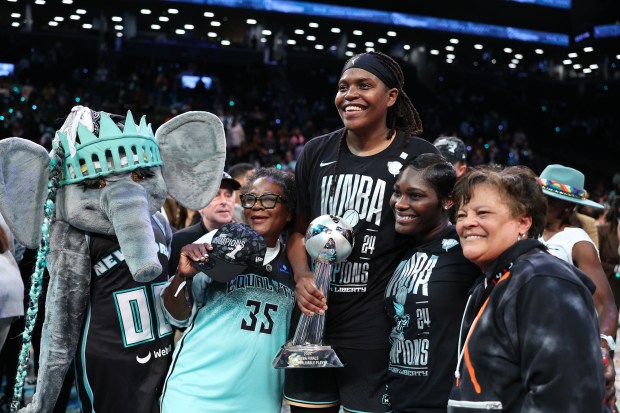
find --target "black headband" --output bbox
[341,53,400,89]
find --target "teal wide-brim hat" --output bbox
[537,164,604,209]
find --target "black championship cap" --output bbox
[222,171,241,190]
[433,136,467,164]
[191,222,266,283]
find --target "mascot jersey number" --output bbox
[0,106,226,413]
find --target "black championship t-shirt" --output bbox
[296,128,438,349]
[384,225,481,412]
[75,217,173,413]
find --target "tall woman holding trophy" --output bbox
[285,51,438,412]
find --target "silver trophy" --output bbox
[273,214,354,369]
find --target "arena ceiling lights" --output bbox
[2,0,617,79]
[154,0,615,77]
[165,0,570,45]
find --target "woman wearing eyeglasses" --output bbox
[160,167,297,412]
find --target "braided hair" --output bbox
[11,138,64,412]
[330,51,423,198]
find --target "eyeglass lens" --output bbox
[242,194,280,209]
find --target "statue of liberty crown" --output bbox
[57,110,163,185]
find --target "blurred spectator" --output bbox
[228,163,256,224]
[168,172,240,275]
[599,196,620,307]
[289,127,305,160]
[163,197,200,232]
[260,129,278,165]
[226,115,246,163]
[433,136,468,177]
[609,175,620,201]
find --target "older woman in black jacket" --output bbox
[448,165,604,413]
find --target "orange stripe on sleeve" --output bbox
[462,271,511,394]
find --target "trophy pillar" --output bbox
[273,214,354,369]
[272,259,343,368]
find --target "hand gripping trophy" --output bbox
[273,214,354,368]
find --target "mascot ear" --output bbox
[0,138,50,248]
[156,111,226,211]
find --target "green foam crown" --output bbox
[57,111,163,185]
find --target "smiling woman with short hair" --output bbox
[448,165,605,412]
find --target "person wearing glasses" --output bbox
[160,167,297,412]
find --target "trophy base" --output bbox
[272,345,344,369]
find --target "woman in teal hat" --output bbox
[538,163,618,409]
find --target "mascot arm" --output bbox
[20,221,91,413]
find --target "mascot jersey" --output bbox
[160,244,295,413]
[75,216,173,413]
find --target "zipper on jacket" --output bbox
[454,294,473,388]
[454,272,512,393]
[448,399,503,409]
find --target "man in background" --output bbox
[168,172,240,275]
[433,136,468,177]
[228,163,255,224]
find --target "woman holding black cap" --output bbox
[160,167,296,412]
[285,51,437,412]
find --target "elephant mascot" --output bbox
[0,106,226,412]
